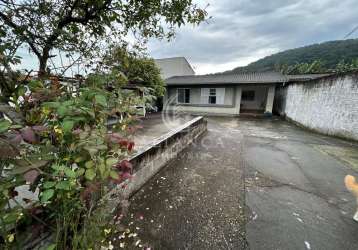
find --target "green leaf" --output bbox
[11,159,48,174]
[28,80,43,90]
[57,106,68,117]
[76,168,85,177]
[46,244,56,250]
[62,120,74,134]
[106,157,118,166]
[85,169,96,180]
[98,163,106,177]
[85,161,94,169]
[51,164,61,171]
[0,119,11,133]
[74,156,86,163]
[55,181,71,190]
[84,146,98,156]
[95,95,107,106]
[41,189,54,202]
[10,124,23,129]
[43,102,60,109]
[17,86,26,96]
[109,170,119,180]
[3,211,19,224]
[64,168,76,178]
[43,181,56,189]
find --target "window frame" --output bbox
[177,88,191,104]
[208,88,217,104]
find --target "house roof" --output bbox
[165,72,288,86]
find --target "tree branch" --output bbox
[0,11,41,58]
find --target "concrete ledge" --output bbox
[106,116,207,201]
[24,117,207,248]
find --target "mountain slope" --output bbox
[227,39,358,73]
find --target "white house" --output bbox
[159,57,330,117]
[163,72,287,116]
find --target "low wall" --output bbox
[274,72,358,141]
[105,116,207,204]
[26,117,207,249]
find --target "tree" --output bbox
[335,59,358,73]
[0,0,206,76]
[101,45,165,96]
[277,60,326,74]
[0,0,207,122]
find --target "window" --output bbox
[242,90,255,101]
[201,88,225,105]
[209,88,216,104]
[177,88,190,103]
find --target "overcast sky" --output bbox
[148,0,358,75]
[16,0,358,75]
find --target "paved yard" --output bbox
[120,116,246,249]
[242,118,358,250]
[119,116,358,249]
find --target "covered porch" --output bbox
[239,85,276,116]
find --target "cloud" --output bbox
[148,0,358,74]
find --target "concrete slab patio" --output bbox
[117,116,358,249]
[131,113,194,151]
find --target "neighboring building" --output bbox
[155,57,195,79]
[163,72,287,116]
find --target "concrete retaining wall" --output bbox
[106,116,207,203]
[274,73,358,141]
[26,117,207,249]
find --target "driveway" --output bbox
[119,116,358,249]
[120,116,247,249]
[242,118,358,250]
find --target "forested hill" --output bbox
[226,39,358,73]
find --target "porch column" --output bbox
[235,86,242,115]
[265,85,276,114]
[163,88,169,112]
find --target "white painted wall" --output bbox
[165,86,241,115]
[155,57,195,79]
[275,74,358,140]
[265,86,276,113]
[167,87,235,106]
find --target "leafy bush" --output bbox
[0,74,145,249]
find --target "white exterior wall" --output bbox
[265,86,276,113]
[165,86,241,116]
[275,74,358,140]
[165,85,275,116]
[155,57,195,79]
